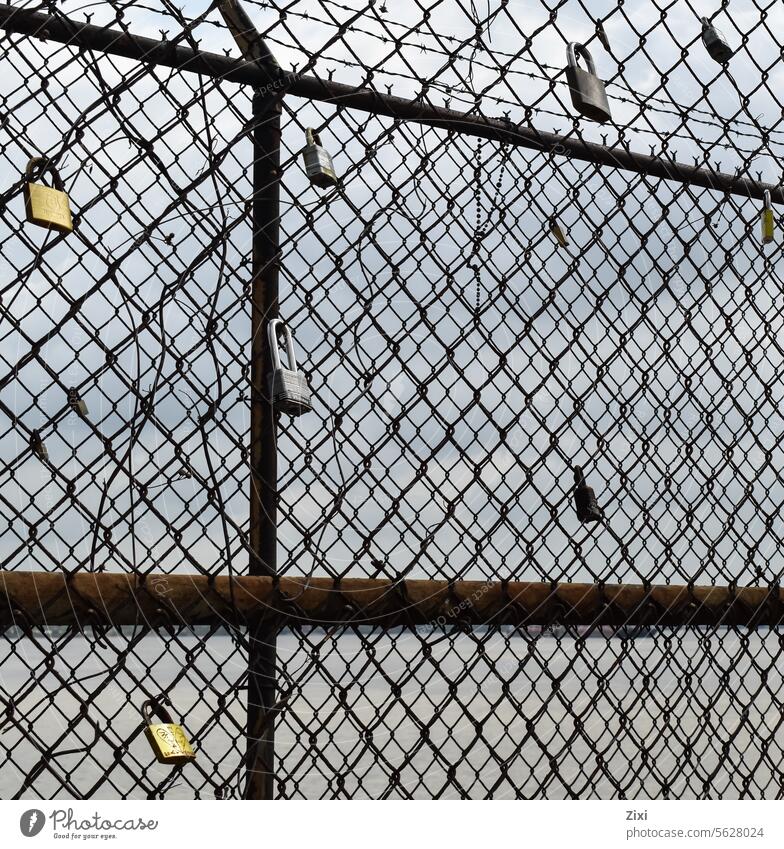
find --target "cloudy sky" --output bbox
[1,0,784,588]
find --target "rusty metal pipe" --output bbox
[1,572,781,629]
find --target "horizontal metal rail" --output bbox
[0,3,780,203]
[1,572,781,629]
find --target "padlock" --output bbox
[761,190,774,245]
[23,157,73,234]
[302,128,338,188]
[573,465,602,523]
[141,699,196,765]
[67,387,89,417]
[268,318,312,416]
[565,42,612,123]
[549,218,569,248]
[30,430,48,462]
[701,17,733,64]
[595,20,611,53]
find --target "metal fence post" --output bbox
[245,85,282,800]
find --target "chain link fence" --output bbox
[1,0,784,799]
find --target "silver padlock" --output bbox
[565,42,612,124]
[268,318,312,416]
[302,128,338,189]
[701,17,733,64]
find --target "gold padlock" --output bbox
[141,699,196,766]
[23,156,73,234]
[761,189,774,245]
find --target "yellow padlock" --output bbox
[23,156,73,234]
[761,189,774,245]
[141,699,196,766]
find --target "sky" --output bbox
[1,0,784,587]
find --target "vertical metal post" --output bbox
[245,86,282,800]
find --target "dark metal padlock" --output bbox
[67,387,88,417]
[701,17,733,64]
[23,157,73,234]
[30,430,48,462]
[549,217,569,248]
[268,318,312,416]
[573,465,602,523]
[565,42,612,123]
[141,699,196,765]
[302,128,338,188]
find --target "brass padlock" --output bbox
[565,42,612,123]
[141,699,196,765]
[701,17,733,65]
[302,128,338,188]
[23,157,73,234]
[761,190,774,245]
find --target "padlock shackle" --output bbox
[141,698,174,726]
[566,42,596,76]
[267,318,299,372]
[305,127,321,148]
[573,465,587,487]
[25,156,65,191]
[268,318,283,371]
[764,189,772,210]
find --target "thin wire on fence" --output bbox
[1,0,784,799]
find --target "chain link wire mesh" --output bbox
[1,0,784,799]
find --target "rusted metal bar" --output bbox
[1,572,782,629]
[0,3,780,204]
